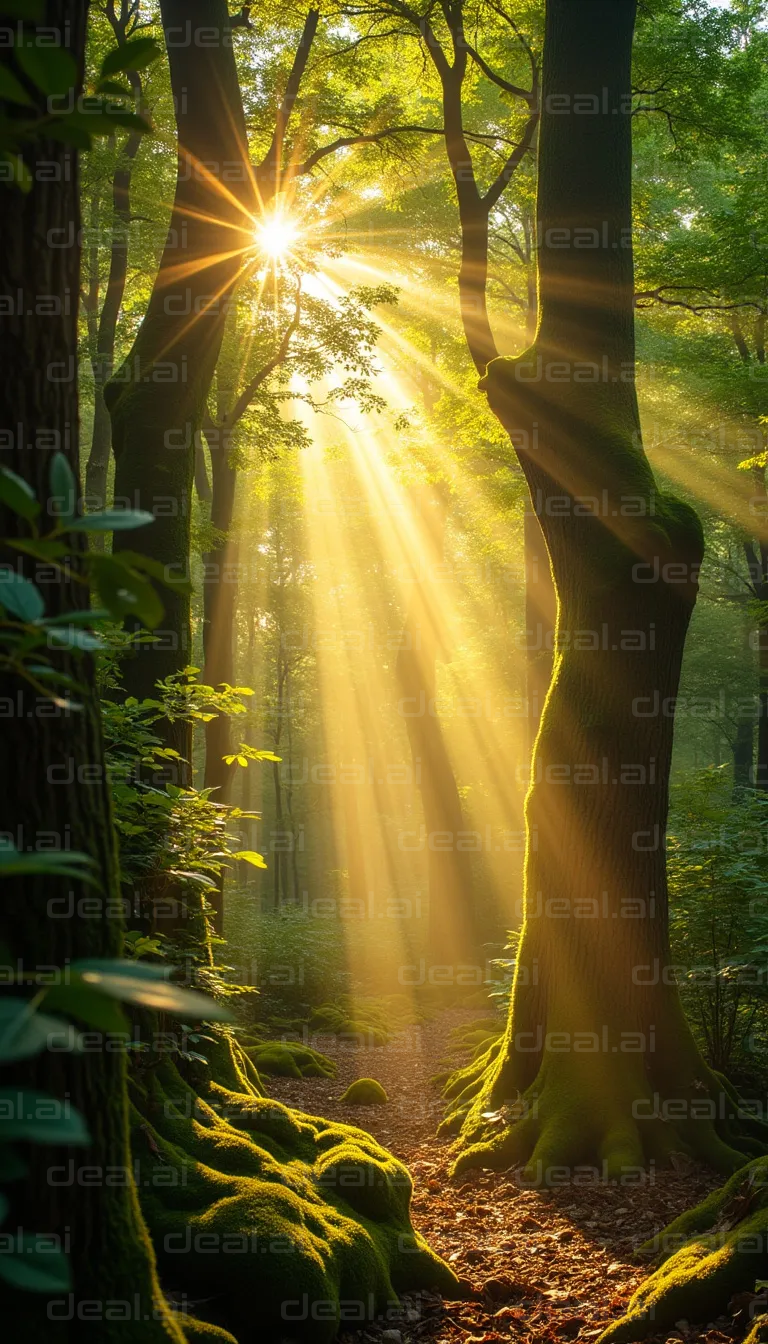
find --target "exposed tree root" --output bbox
[441,1038,765,1185]
[599,1157,768,1342]
[130,1058,459,1343]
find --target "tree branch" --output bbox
[482,109,539,210]
[256,8,321,195]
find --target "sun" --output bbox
[254,212,300,262]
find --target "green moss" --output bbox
[182,1320,239,1343]
[246,1041,337,1079]
[130,1062,456,1343]
[340,1078,389,1106]
[746,1314,768,1344]
[598,1158,768,1342]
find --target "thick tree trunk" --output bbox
[0,9,183,1338]
[453,0,750,1180]
[106,0,254,760]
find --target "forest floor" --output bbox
[266,1007,759,1344]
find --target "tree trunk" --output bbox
[85,80,144,516]
[202,421,239,801]
[0,8,184,1337]
[106,0,254,760]
[524,508,556,742]
[454,0,750,1181]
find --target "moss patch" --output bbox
[598,1157,768,1342]
[130,1061,456,1343]
[340,1078,389,1106]
[246,1040,337,1079]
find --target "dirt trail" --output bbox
[266,1009,746,1344]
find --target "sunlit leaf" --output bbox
[233,850,268,870]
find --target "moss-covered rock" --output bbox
[131,1062,456,1343]
[246,1040,337,1079]
[340,1078,389,1106]
[598,1157,768,1342]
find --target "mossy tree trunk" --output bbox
[0,7,184,1338]
[106,0,255,760]
[454,0,759,1180]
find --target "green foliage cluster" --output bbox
[667,768,768,1085]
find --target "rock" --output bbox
[339,1077,389,1105]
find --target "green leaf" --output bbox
[116,551,193,594]
[0,65,34,106]
[99,36,163,78]
[0,569,44,621]
[0,847,97,883]
[41,984,127,1034]
[0,1000,76,1063]
[44,119,93,150]
[0,150,32,192]
[89,554,164,629]
[233,850,268,870]
[69,962,233,1021]
[68,509,154,533]
[0,1237,71,1293]
[15,42,78,97]
[59,102,152,136]
[46,625,103,652]
[0,1089,90,1144]
[0,466,39,521]
[94,79,132,97]
[49,452,76,523]
[9,539,67,561]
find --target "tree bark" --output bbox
[0,7,184,1337]
[85,12,145,517]
[454,0,750,1181]
[106,0,255,761]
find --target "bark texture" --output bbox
[448,0,760,1180]
[0,7,184,1337]
[106,0,255,759]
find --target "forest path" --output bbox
[265,1008,738,1344]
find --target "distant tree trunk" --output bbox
[0,7,184,1337]
[202,414,239,801]
[396,486,476,961]
[85,6,145,516]
[732,709,756,792]
[106,0,255,761]
[455,0,750,1180]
